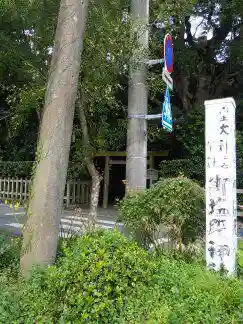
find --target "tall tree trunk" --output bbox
[126,0,149,192]
[174,74,192,112]
[20,0,89,276]
[195,74,211,107]
[76,92,102,223]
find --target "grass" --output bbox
[238,239,243,270]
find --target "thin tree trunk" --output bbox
[76,92,102,223]
[20,0,89,276]
[89,174,101,222]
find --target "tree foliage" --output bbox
[0,0,243,163]
[119,176,205,249]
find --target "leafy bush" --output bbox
[0,160,89,180]
[0,161,33,178]
[159,157,204,185]
[1,230,155,323]
[119,176,205,249]
[0,232,21,274]
[0,272,22,322]
[0,230,241,323]
[159,157,243,189]
[175,108,205,158]
[238,239,243,279]
[119,256,241,323]
[0,233,21,320]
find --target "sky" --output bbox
[190,16,214,40]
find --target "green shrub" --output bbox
[0,161,33,178]
[1,230,155,323]
[0,272,22,322]
[119,176,205,249]
[0,230,241,323]
[159,157,243,189]
[0,232,21,274]
[159,157,204,185]
[0,160,89,179]
[0,233,22,321]
[119,256,241,323]
[238,240,243,279]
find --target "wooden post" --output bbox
[103,156,110,208]
[86,182,90,204]
[7,178,10,200]
[5,179,7,201]
[66,182,70,208]
[11,179,14,201]
[149,154,153,169]
[3,179,6,201]
[20,179,23,202]
[77,181,81,204]
[24,180,28,201]
[2,179,5,200]
[73,180,76,205]
[16,179,19,201]
[81,183,84,204]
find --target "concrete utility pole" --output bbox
[126,0,149,192]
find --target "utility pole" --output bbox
[126,0,149,192]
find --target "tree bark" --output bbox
[76,92,102,223]
[174,74,192,112]
[195,74,211,107]
[20,0,89,275]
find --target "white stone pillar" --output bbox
[205,98,237,275]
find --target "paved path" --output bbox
[0,204,124,237]
[1,204,242,243]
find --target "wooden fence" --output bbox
[0,178,91,207]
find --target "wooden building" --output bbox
[93,151,169,208]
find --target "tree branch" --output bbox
[76,90,101,179]
[76,90,102,222]
[185,16,194,47]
